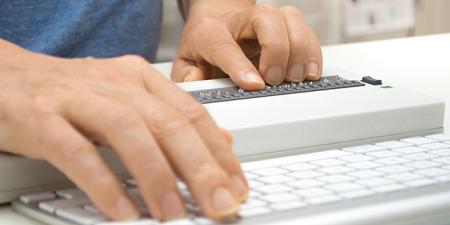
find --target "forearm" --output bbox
[181,0,255,19]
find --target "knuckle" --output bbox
[181,102,209,123]
[281,5,305,19]
[58,140,90,161]
[150,110,190,137]
[190,161,221,184]
[106,107,142,129]
[256,3,278,12]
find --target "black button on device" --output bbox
[362,76,383,85]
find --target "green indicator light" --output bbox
[381,86,393,89]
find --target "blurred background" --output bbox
[156,0,450,62]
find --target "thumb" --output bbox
[171,57,206,82]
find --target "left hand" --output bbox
[172,2,323,90]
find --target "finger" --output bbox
[228,3,290,85]
[142,70,248,202]
[280,6,310,82]
[189,20,265,90]
[41,116,139,221]
[171,57,206,82]
[62,92,185,221]
[305,27,323,81]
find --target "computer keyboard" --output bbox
[13,134,450,225]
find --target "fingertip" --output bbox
[115,195,140,221]
[305,62,321,81]
[183,67,205,82]
[235,71,265,91]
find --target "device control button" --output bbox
[361,76,383,85]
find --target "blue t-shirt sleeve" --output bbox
[0,0,162,62]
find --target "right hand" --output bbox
[0,40,248,221]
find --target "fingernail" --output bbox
[161,191,185,220]
[116,196,140,220]
[265,66,284,85]
[286,64,305,82]
[243,71,265,85]
[306,62,319,80]
[231,175,248,201]
[212,187,239,214]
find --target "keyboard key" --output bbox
[248,190,262,198]
[404,153,437,160]
[375,157,410,165]
[401,137,436,145]
[282,163,316,171]
[244,172,258,180]
[405,161,441,169]
[287,179,324,189]
[271,201,306,211]
[347,170,384,178]
[406,179,437,187]
[376,141,412,149]
[251,168,288,176]
[433,157,450,164]
[343,145,385,153]
[393,147,428,154]
[20,192,56,204]
[367,150,401,158]
[339,155,375,162]
[372,184,406,193]
[257,175,295,184]
[416,168,449,177]
[39,197,90,213]
[419,143,450,150]
[56,188,86,199]
[124,179,137,187]
[248,180,264,188]
[97,219,159,225]
[306,195,341,205]
[426,133,450,141]
[259,193,300,203]
[324,182,365,193]
[239,207,271,218]
[318,166,354,174]
[293,188,332,198]
[339,190,373,199]
[161,219,197,225]
[435,175,450,182]
[193,218,215,225]
[430,149,450,156]
[83,204,99,214]
[386,172,424,182]
[356,178,394,187]
[376,165,413,174]
[55,207,106,225]
[176,182,188,191]
[310,159,346,167]
[347,161,383,169]
[254,184,292,194]
[318,175,355,183]
[289,170,325,179]
[240,199,267,209]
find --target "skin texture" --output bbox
[0,0,322,223]
[172,0,323,90]
[0,40,247,221]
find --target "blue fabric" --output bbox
[0,0,162,62]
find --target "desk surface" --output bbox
[1,33,449,224]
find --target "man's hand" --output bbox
[0,40,248,221]
[172,1,323,90]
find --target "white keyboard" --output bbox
[13,134,450,225]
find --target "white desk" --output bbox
[1,33,449,224]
